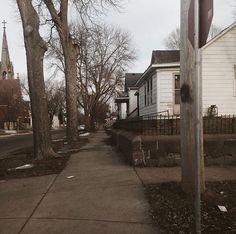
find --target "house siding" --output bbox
[139,73,157,116]
[158,69,180,115]
[139,69,180,116]
[201,25,236,115]
[128,89,137,113]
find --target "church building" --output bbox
[0,21,29,130]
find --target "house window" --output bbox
[2,71,6,80]
[174,74,180,104]
[144,83,147,106]
[144,77,153,106]
[150,77,153,104]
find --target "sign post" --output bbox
[180,0,213,232]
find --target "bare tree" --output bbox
[46,23,135,130]
[19,74,30,97]
[208,24,222,40]
[16,0,56,159]
[164,24,221,50]
[45,79,66,127]
[19,74,66,129]
[41,0,123,143]
[164,28,180,50]
[76,24,135,130]
[41,0,79,144]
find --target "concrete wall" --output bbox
[109,129,236,167]
[109,128,145,166]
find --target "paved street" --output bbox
[0,129,66,159]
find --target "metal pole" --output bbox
[194,0,201,233]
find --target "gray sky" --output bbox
[0,0,235,77]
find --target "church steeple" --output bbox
[0,21,14,80]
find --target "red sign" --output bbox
[188,0,214,48]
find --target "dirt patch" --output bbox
[0,137,88,179]
[145,181,236,233]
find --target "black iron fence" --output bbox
[203,115,236,134]
[113,114,236,135]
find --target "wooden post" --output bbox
[180,0,205,195]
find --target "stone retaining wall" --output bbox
[108,128,236,167]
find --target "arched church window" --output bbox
[2,71,7,80]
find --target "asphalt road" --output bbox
[0,129,66,159]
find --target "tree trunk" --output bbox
[62,41,79,143]
[43,0,79,145]
[84,110,91,131]
[17,0,55,160]
[89,109,96,132]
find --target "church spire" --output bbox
[0,21,14,80]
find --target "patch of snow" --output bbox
[5,130,17,134]
[52,139,64,142]
[218,205,227,212]
[8,164,34,171]
[15,164,34,170]
[79,132,90,137]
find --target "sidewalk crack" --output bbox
[18,174,59,234]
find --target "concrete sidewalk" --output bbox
[0,131,159,234]
[1,130,235,234]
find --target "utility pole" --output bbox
[181,0,213,233]
[180,0,203,232]
[180,0,204,196]
[194,1,202,232]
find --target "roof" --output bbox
[114,96,129,104]
[201,20,236,50]
[0,27,14,80]
[124,73,142,92]
[151,50,180,64]
[135,50,180,86]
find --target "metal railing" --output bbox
[114,114,236,135]
[203,115,236,134]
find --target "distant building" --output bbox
[0,21,29,130]
[115,73,142,119]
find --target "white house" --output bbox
[136,21,236,117]
[202,21,236,115]
[115,73,142,119]
[136,50,180,116]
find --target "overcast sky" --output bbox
[0,0,235,77]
